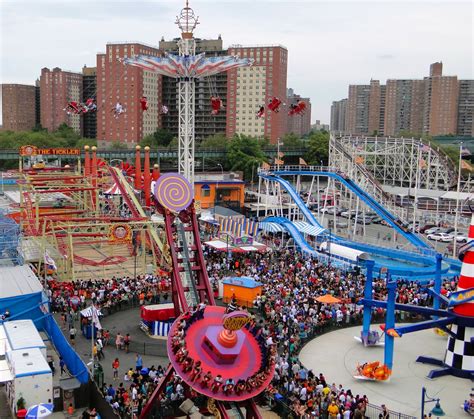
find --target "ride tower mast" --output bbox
[176,1,198,184]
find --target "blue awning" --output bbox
[293,221,326,237]
[259,222,284,233]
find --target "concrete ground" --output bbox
[299,325,471,419]
[57,307,169,387]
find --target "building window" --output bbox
[201,185,211,197]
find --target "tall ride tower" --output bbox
[176,1,198,182]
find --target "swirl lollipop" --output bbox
[154,173,193,213]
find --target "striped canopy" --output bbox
[259,220,326,237]
[219,217,259,237]
[123,53,253,79]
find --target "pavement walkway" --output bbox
[299,324,470,419]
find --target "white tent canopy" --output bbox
[319,242,369,262]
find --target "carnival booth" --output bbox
[140,303,175,338]
[222,277,263,308]
[80,306,103,339]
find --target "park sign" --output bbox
[448,287,474,307]
[19,145,80,156]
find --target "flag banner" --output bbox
[44,251,57,271]
[299,157,307,166]
[277,151,285,158]
[91,306,102,330]
[274,158,284,165]
[262,162,271,170]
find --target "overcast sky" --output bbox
[1,0,473,124]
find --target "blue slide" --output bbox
[261,216,318,255]
[259,173,325,230]
[259,170,429,250]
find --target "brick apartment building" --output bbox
[286,88,311,137]
[226,45,288,144]
[1,84,37,131]
[96,42,162,148]
[333,62,470,137]
[40,67,83,134]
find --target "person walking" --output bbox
[112,358,120,381]
[115,332,122,350]
[69,325,77,346]
[124,333,131,353]
[135,354,143,372]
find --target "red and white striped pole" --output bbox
[444,212,474,373]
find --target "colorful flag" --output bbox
[274,158,284,165]
[44,251,57,271]
[461,160,473,171]
[419,158,427,169]
[261,162,271,170]
[299,157,307,166]
[91,305,102,330]
[277,151,285,158]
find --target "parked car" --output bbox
[419,224,437,234]
[371,216,383,224]
[425,227,441,235]
[320,206,335,214]
[341,210,360,219]
[355,217,373,225]
[455,234,470,243]
[427,232,454,242]
[439,227,455,234]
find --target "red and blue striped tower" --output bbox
[443,213,474,375]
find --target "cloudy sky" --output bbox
[1,0,473,124]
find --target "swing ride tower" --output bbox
[176,1,198,183]
[123,1,252,184]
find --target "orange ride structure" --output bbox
[15,144,169,281]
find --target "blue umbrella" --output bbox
[26,403,53,418]
[140,367,149,375]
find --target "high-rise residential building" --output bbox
[1,84,37,131]
[226,45,288,144]
[40,67,83,134]
[160,37,228,142]
[286,88,311,136]
[336,63,467,137]
[82,66,97,139]
[330,99,347,133]
[346,84,371,135]
[96,42,162,148]
[35,80,41,127]
[422,62,458,136]
[368,80,383,135]
[457,79,474,137]
[384,80,425,136]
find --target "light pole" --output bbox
[421,387,445,418]
[453,142,463,258]
[277,139,283,170]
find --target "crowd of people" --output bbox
[45,243,459,418]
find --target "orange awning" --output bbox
[316,294,341,304]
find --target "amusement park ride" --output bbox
[7,0,473,416]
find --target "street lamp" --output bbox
[421,387,445,418]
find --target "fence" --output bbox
[365,403,416,419]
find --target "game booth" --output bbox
[140,303,175,338]
[222,277,263,308]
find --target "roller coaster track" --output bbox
[108,167,170,266]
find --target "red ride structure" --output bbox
[140,173,273,418]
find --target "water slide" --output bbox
[260,169,429,250]
[261,216,318,255]
[259,173,325,231]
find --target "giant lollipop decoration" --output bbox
[154,173,193,213]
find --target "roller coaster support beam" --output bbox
[433,253,443,313]
[361,259,375,345]
[384,273,396,370]
[359,299,456,318]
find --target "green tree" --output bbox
[110,141,129,150]
[198,133,228,150]
[281,133,305,149]
[305,130,329,165]
[140,129,174,147]
[227,134,267,180]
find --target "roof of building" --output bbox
[222,277,262,288]
[213,206,244,218]
[3,320,46,352]
[8,347,51,378]
[0,265,42,299]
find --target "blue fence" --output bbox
[43,314,89,384]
